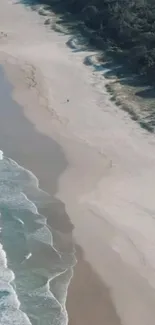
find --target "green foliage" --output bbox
[54,0,155,80]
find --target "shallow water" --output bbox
[0,151,75,325]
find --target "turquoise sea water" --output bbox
[0,150,75,325]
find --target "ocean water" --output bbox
[0,149,75,325]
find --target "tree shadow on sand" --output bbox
[18,0,155,94]
[15,0,155,131]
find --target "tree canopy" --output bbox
[55,0,155,80]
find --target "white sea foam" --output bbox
[9,157,49,197]
[31,267,74,325]
[0,150,3,161]
[0,243,32,325]
[25,253,32,260]
[29,225,53,245]
[0,309,32,325]
[0,244,7,269]
[21,192,38,214]
[14,216,24,225]
[0,155,40,325]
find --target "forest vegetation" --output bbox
[41,0,155,81]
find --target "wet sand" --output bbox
[67,245,121,325]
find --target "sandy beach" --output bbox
[1,1,155,324]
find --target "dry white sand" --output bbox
[1,1,155,324]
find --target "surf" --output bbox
[0,149,75,325]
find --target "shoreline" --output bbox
[1,1,155,325]
[0,64,75,324]
[67,244,121,325]
[0,64,121,325]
